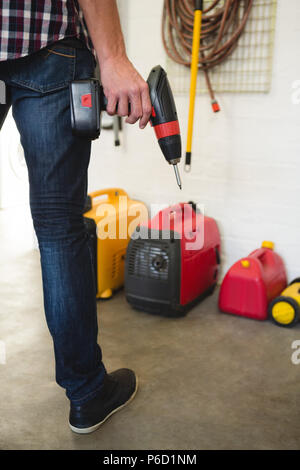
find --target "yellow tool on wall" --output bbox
[185,0,203,172]
[84,188,147,300]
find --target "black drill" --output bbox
[70,65,182,189]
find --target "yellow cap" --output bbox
[262,241,274,250]
[241,259,250,268]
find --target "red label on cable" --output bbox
[154,120,180,140]
[81,94,92,108]
[212,101,220,113]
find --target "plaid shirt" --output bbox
[0,1,92,61]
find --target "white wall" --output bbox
[91,0,300,281]
[0,110,29,208]
[0,111,34,251]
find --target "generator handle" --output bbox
[159,202,195,218]
[89,188,128,204]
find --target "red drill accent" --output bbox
[154,120,180,140]
[81,94,92,108]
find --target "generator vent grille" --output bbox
[111,249,126,280]
[128,240,170,281]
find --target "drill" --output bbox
[70,65,182,189]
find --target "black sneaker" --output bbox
[69,368,138,434]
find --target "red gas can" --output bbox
[219,241,287,320]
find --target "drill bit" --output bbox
[173,164,182,190]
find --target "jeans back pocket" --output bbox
[9,43,76,94]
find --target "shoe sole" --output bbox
[69,375,138,435]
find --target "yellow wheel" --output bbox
[268,296,299,328]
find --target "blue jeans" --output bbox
[0,39,106,404]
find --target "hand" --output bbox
[99,55,152,129]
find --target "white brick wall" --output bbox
[88,0,300,281]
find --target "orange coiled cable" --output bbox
[162,0,253,102]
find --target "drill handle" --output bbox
[147,65,182,164]
[99,86,132,116]
[99,85,107,111]
[147,65,178,126]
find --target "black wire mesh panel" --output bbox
[164,0,277,94]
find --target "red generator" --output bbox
[219,241,287,320]
[125,202,221,317]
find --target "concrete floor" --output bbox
[0,207,300,450]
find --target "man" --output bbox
[0,0,152,434]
